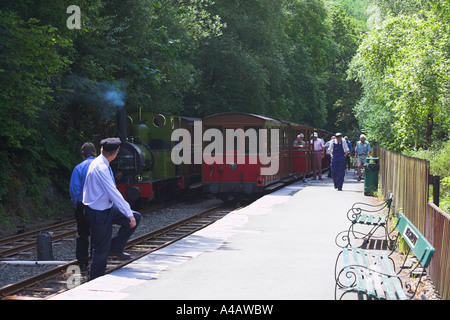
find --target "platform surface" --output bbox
[51,172,380,300]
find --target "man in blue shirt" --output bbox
[354,134,372,181]
[69,142,97,273]
[83,137,141,281]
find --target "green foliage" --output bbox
[326,3,364,135]
[406,140,450,213]
[349,6,450,151]
[0,10,70,149]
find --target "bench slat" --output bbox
[374,253,396,300]
[354,248,376,298]
[381,252,407,300]
[366,253,386,299]
[357,214,367,224]
[355,214,387,226]
[348,248,366,294]
[342,248,354,290]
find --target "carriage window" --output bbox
[171,118,179,130]
[282,129,287,149]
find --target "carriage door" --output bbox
[280,127,290,179]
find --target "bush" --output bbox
[406,140,450,213]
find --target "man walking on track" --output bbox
[328,133,349,191]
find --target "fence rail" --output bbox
[373,146,450,300]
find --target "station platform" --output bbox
[51,171,380,300]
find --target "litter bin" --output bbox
[364,157,379,196]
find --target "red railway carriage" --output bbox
[201,113,331,200]
[202,113,283,199]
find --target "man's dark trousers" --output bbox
[84,205,141,281]
[331,141,346,189]
[74,202,90,267]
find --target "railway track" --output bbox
[0,203,232,300]
[0,201,182,259]
[0,220,78,258]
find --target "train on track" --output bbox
[111,108,332,206]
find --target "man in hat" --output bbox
[83,137,141,281]
[354,134,372,181]
[328,133,349,191]
[310,132,325,180]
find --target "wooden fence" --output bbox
[425,203,450,300]
[373,146,450,299]
[373,146,430,231]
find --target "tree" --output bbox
[325,4,363,136]
[0,10,70,148]
[349,9,449,150]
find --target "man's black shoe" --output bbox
[79,262,89,272]
[109,251,131,260]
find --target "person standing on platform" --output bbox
[83,137,141,281]
[325,136,335,178]
[69,142,97,273]
[344,136,352,171]
[310,132,325,180]
[354,134,372,181]
[328,133,349,191]
[293,134,307,182]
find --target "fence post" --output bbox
[429,175,440,207]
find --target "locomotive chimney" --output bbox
[117,106,127,142]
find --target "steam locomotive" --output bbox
[110,108,201,206]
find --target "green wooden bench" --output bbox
[335,193,395,248]
[334,213,435,300]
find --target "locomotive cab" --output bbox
[111,108,190,205]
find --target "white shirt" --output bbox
[310,138,325,151]
[82,154,133,218]
[328,138,350,154]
